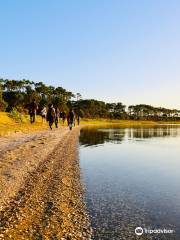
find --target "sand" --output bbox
[0,127,92,240]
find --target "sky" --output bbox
[1,0,180,109]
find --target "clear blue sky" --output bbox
[1,0,180,108]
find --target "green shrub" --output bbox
[9,108,25,123]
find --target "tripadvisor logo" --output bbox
[135,226,175,236]
[135,227,143,236]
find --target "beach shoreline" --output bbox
[0,127,92,239]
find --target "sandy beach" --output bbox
[0,127,92,240]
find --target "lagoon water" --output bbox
[79,125,180,240]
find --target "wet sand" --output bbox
[0,127,92,240]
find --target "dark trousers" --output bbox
[49,121,53,130]
[55,117,58,128]
[30,113,36,123]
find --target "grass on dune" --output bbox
[0,112,48,136]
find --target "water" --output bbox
[79,125,180,240]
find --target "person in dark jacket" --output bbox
[29,99,38,123]
[46,104,55,130]
[67,109,75,130]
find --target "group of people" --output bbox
[29,99,80,130]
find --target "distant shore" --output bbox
[81,118,180,125]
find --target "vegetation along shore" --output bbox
[1,78,180,122]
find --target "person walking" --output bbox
[41,106,47,123]
[67,109,75,130]
[29,99,38,123]
[77,114,80,125]
[46,104,55,130]
[55,107,60,128]
[59,111,63,123]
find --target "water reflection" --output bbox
[80,125,180,147]
[79,127,126,146]
[80,125,180,240]
[128,127,179,139]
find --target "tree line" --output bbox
[0,78,180,120]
